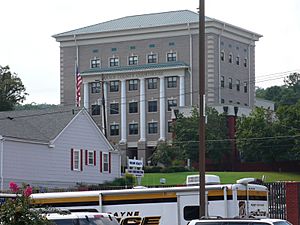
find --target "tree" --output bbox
[0,182,51,225]
[152,107,230,166]
[236,107,298,162]
[205,107,231,164]
[255,72,300,108]
[0,65,28,111]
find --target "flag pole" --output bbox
[74,34,79,107]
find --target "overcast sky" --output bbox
[1,0,299,104]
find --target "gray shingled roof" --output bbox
[54,10,205,37]
[0,106,80,142]
[81,61,189,75]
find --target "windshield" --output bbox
[50,217,119,225]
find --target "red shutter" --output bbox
[94,150,96,166]
[109,152,111,173]
[80,149,83,171]
[99,151,102,173]
[85,150,88,165]
[71,148,74,171]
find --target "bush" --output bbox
[144,166,163,173]
[0,182,51,225]
[161,166,189,173]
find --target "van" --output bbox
[188,218,292,225]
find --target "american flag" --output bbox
[75,65,82,107]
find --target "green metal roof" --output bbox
[54,10,208,37]
[81,61,189,76]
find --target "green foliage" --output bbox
[205,108,231,164]
[150,143,181,167]
[0,182,51,225]
[0,65,28,111]
[151,107,230,167]
[256,72,300,108]
[104,173,135,186]
[236,107,300,162]
[15,103,59,111]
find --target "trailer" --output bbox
[31,177,269,225]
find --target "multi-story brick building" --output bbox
[53,10,262,164]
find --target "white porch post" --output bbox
[179,75,185,107]
[159,77,166,141]
[139,78,146,142]
[120,79,127,144]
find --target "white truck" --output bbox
[32,176,269,225]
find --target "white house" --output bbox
[0,106,121,190]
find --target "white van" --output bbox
[46,212,119,225]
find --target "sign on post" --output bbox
[126,157,144,177]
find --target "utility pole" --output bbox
[199,0,206,218]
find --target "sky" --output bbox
[0,0,299,105]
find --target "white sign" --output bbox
[127,157,144,177]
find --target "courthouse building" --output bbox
[53,10,262,164]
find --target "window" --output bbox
[220,51,225,61]
[72,149,81,171]
[110,124,119,136]
[91,82,100,93]
[168,121,173,133]
[110,81,119,92]
[221,76,225,88]
[236,56,240,65]
[244,58,248,67]
[229,53,233,63]
[129,102,138,113]
[87,151,95,165]
[148,122,158,134]
[167,76,177,88]
[91,104,100,115]
[221,98,225,103]
[148,100,157,112]
[167,52,177,62]
[228,78,233,89]
[129,79,138,91]
[109,57,119,67]
[147,53,157,63]
[244,82,248,93]
[129,123,138,135]
[102,152,109,172]
[110,103,119,114]
[91,58,100,68]
[236,79,240,91]
[148,78,158,89]
[183,206,199,221]
[128,55,138,65]
[167,99,177,111]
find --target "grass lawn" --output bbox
[140,171,300,186]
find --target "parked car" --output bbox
[46,212,120,225]
[188,218,292,225]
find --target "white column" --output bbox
[159,77,166,141]
[120,79,127,144]
[179,75,185,107]
[83,82,89,110]
[102,81,108,136]
[139,78,146,142]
